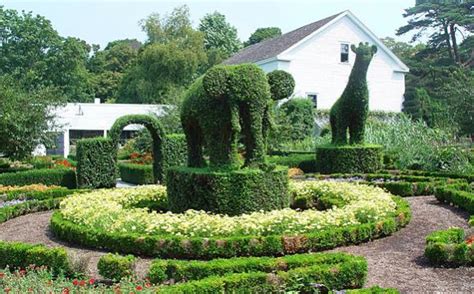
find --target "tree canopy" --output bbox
[198,11,241,58]
[244,27,282,47]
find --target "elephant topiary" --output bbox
[330,42,377,145]
[181,64,295,169]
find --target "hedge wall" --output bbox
[0,241,71,275]
[49,196,410,259]
[0,168,76,189]
[97,253,136,281]
[161,134,187,181]
[76,137,116,189]
[166,166,289,216]
[424,228,473,267]
[316,145,383,174]
[155,253,367,293]
[118,162,154,185]
[267,153,317,173]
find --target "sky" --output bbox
[2,0,416,49]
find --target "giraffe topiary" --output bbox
[330,42,377,145]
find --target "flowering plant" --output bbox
[59,182,397,238]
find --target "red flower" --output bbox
[62,288,70,294]
[79,280,86,287]
[89,278,95,285]
[136,285,143,291]
[466,235,474,245]
[72,279,79,286]
[0,272,4,278]
[19,269,27,276]
[4,288,11,293]
[145,282,152,288]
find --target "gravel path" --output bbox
[0,196,472,292]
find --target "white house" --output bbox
[225,10,409,111]
[48,99,168,157]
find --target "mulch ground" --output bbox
[0,196,472,293]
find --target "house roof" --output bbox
[224,12,343,65]
[224,11,409,73]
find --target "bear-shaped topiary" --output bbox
[330,42,377,145]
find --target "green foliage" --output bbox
[425,228,473,266]
[0,241,71,275]
[435,183,474,214]
[365,115,473,173]
[277,98,315,141]
[166,166,289,216]
[330,43,377,145]
[181,65,294,168]
[88,39,141,103]
[0,198,63,223]
[0,76,64,160]
[118,162,154,185]
[76,138,116,189]
[0,168,76,188]
[109,114,165,183]
[49,196,410,259]
[244,27,282,47]
[97,253,136,281]
[267,70,295,101]
[316,145,383,174]
[198,11,241,58]
[151,253,367,293]
[118,5,206,104]
[267,153,317,173]
[0,7,94,102]
[402,87,432,122]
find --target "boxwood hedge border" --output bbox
[49,196,410,259]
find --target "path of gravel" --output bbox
[0,196,472,292]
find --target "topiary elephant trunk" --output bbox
[330,43,377,145]
[181,64,295,169]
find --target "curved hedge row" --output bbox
[155,252,367,293]
[49,195,410,259]
[424,228,473,267]
[0,168,77,189]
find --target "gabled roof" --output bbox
[224,12,343,65]
[224,10,409,73]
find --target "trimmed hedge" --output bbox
[424,228,473,267]
[156,253,367,293]
[76,137,116,189]
[267,153,317,173]
[0,241,71,275]
[316,145,383,174]
[434,183,474,226]
[149,252,366,284]
[97,253,136,281]
[161,134,187,182]
[49,196,410,259]
[118,162,153,185]
[166,166,289,216]
[0,168,76,189]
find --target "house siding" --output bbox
[258,16,406,112]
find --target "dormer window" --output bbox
[340,43,349,63]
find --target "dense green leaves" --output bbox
[198,11,241,58]
[244,27,282,47]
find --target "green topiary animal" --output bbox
[330,43,377,145]
[181,64,294,168]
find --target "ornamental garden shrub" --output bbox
[168,64,295,215]
[76,137,116,189]
[118,162,154,185]
[0,168,77,189]
[97,253,136,281]
[424,228,473,267]
[316,43,382,174]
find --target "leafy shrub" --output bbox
[0,168,76,188]
[0,241,71,275]
[267,153,316,173]
[76,137,116,189]
[267,70,295,101]
[365,115,473,174]
[424,228,473,267]
[97,253,136,281]
[118,162,154,185]
[152,253,367,292]
[167,166,289,216]
[316,145,383,173]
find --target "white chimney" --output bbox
[94,98,101,104]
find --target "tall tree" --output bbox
[244,27,281,47]
[117,5,206,104]
[0,6,94,102]
[396,0,473,66]
[198,11,241,59]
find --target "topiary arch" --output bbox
[109,114,165,183]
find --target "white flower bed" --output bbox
[59,182,396,238]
